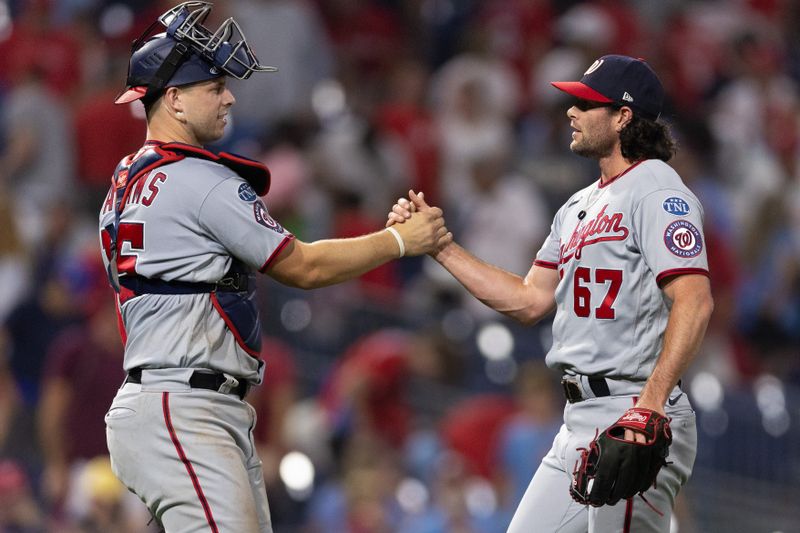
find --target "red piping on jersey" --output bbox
[209,293,261,358]
[259,235,295,273]
[159,142,271,196]
[162,392,219,533]
[117,146,183,211]
[598,160,644,189]
[533,259,558,270]
[114,297,127,345]
[623,395,638,533]
[656,267,710,286]
[623,496,634,532]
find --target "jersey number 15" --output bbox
[101,222,145,275]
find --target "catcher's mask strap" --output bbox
[144,42,192,102]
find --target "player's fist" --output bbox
[386,191,419,227]
[390,191,452,256]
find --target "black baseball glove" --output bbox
[570,407,672,507]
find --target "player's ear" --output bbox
[615,106,634,132]
[164,87,186,122]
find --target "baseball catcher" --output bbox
[102,2,449,531]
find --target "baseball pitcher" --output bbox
[388,55,713,532]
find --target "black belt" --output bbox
[118,272,249,295]
[125,368,249,399]
[561,376,682,403]
[561,376,610,403]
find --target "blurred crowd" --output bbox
[0,0,798,531]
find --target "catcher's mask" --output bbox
[115,1,276,105]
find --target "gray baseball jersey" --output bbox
[99,143,293,384]
[534,159,709,380]
[101,142,292,533]
[511,159,707,533]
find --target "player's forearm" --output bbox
[638,279,714,410]
[283,231,401,289]
[434,243,551,325]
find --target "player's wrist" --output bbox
[384,226,405,257]
[632,401,666,417]
[431,239,457,263]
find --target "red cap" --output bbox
[114,86,148,104]
[550,81,613,103]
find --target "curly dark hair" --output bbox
[619,115,677,162]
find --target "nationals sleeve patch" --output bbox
[663,219,702,257]
[253,200,285,233]
[238,183,258,202]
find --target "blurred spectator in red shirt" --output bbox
[660,7,726,115]
[321,329,412,449]
[476,0,554,103]
[73,52,146,208]
[320,327,461,453]
[374,59,442,208]
[440,393,517,481]
[316,0,404,80]
[0,0,82,98]
[0,459,45,532]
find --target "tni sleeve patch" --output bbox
[663,220,702,257]
[238,183,258,202]
[662,196,690,216]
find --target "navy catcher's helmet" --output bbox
[115,1,276,104]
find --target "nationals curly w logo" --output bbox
[664,219,702,257]
[584,59,604,75]
[560,204,629,263]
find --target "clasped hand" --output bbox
[386,190,452,256]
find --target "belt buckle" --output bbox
[216,273,247,292]
[218,374,240,395]
[561,377,583,403]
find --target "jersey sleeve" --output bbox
[632,190,709,285]
[533,206,565,270]
[198,177,294,272]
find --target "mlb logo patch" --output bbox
[664,220,702,257]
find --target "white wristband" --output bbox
[385,226,405,257]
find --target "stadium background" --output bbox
[0,0,798,531]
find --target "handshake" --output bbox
[384,190,453,257]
